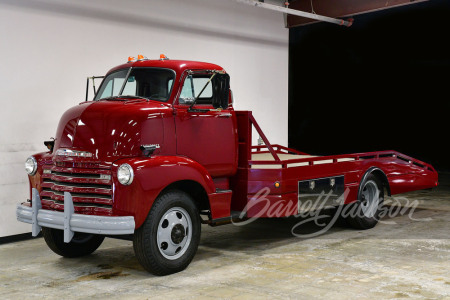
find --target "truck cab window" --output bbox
[179,75,213,105]
[122,76,137,95]
[96,69,128,100]
[95,68,175,101]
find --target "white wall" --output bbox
[0,0,288,237]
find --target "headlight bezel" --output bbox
[25,156,38,175]
[117,163,134,185]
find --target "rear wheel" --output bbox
[42,227,105,258]
[133,190,201,276]
[345,174,384,229]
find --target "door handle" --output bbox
[217,113,232,118]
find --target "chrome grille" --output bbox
[40,166,113,214]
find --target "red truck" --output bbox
[17,55,438,275]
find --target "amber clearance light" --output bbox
[137,54,148,61]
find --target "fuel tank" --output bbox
[53,100,173,166]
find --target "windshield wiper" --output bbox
[98,95,149,101]
[98,96,127,101]
[119,95,150,101]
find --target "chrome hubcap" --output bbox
[360,180,380,218]
[157,207,192,260]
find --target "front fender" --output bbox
[112,155,215,228]
[28,151,53,200]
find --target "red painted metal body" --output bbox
[28,59,439,229]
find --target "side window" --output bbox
[180,77,193,100]
[179,75,213,104]
[193,78,213,98]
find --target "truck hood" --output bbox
[53,100,171,166]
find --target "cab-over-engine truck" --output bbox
[17,55,439,275]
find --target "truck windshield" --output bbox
[94,68,175,102]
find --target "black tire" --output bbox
[344,174,384,229]
[133,190,201,276]
[42,227,105,258]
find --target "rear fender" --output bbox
[359,167,391,197]
[112,156,215,229]
[387,166,438,195]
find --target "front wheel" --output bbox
[42,227,105,258]
[133,190,201,276]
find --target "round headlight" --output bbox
[117,163,134,185]
[25,156,37,175]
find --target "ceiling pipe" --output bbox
[235,0,353,27]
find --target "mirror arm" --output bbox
[86,76,105,101]
[85,77,89,101]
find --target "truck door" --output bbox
[174,72,237,177]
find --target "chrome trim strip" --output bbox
[43,189,112,200]
[55,149,93,158]
[44,180,111,191]
[41,198,112,209]
[51,173,102,180]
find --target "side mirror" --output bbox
[212,74,230,109]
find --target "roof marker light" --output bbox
[128,56,136,63]
[137,54,148,61]
[160,54,169,60]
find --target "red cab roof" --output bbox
[107,59,225,75]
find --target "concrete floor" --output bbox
[1,175,450,299]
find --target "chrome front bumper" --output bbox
[16,188,135,243]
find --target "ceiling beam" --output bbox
[287,0,429,28]
[235,0,352,27]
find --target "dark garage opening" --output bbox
[289,0,450,172]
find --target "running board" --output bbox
[201,211,247,226]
